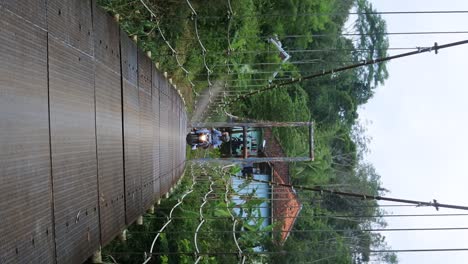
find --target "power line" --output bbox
[211,60,357,68]
[370,248,468,254]
[167,31,468,41]
[159,10,468,20]
[129,226,468,235]
[193,77,292,83]
[222,170,468,211]
[109,247,468,255]
[155,46,430,57]
[194,70,301,76]
[154,204,434,211]
[107,248,468,260]
[229,40,468,103]
[144,213,468,221]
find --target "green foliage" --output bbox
[355,0,390,89]
[102,165,275,263]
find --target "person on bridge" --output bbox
[191,128,230,150]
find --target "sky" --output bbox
[359,1,468,263]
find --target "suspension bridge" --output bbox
[3,0,468,263]
[1,1,186,263]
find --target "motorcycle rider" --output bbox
[191,128,230,150]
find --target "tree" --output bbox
[354,0,389,90]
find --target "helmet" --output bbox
[221,133,230,143]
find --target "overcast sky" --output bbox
[359,1,468,263]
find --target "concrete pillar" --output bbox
[148,205,155,214]
[136,215,143,225]
[118,229,127,242]
[91,246,102,263]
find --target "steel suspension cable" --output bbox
[142,163,199,264]
[138,0,194,87]
[194,169,214,263]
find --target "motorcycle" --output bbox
[186,128,212,149]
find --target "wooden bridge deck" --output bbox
[0,1,187,263]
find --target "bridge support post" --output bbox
[136,215,143,225]
[119,229,128,242]
[148,205,155,214]
[91,246,102,263]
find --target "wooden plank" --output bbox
[138,50,153,210]
[2,0,47,29]
[48,37,99,264]
[158,80,171,195]
[0,7,54,263]
[47,0,94,55]
[94,62,125,246]
[93,2,121,72]
[121,31,142,225]
[152,65,161,201]
[93,2,125,246]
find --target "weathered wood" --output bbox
[0,2,187,263]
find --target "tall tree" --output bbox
[354,0,389,90]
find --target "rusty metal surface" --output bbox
[152,67,162,200]
[48,37,100,264]
[0,7,55,263]
[138,51,154,210]
[121,32,142,225]
[95,62,125,246]
[47,0,94,55]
